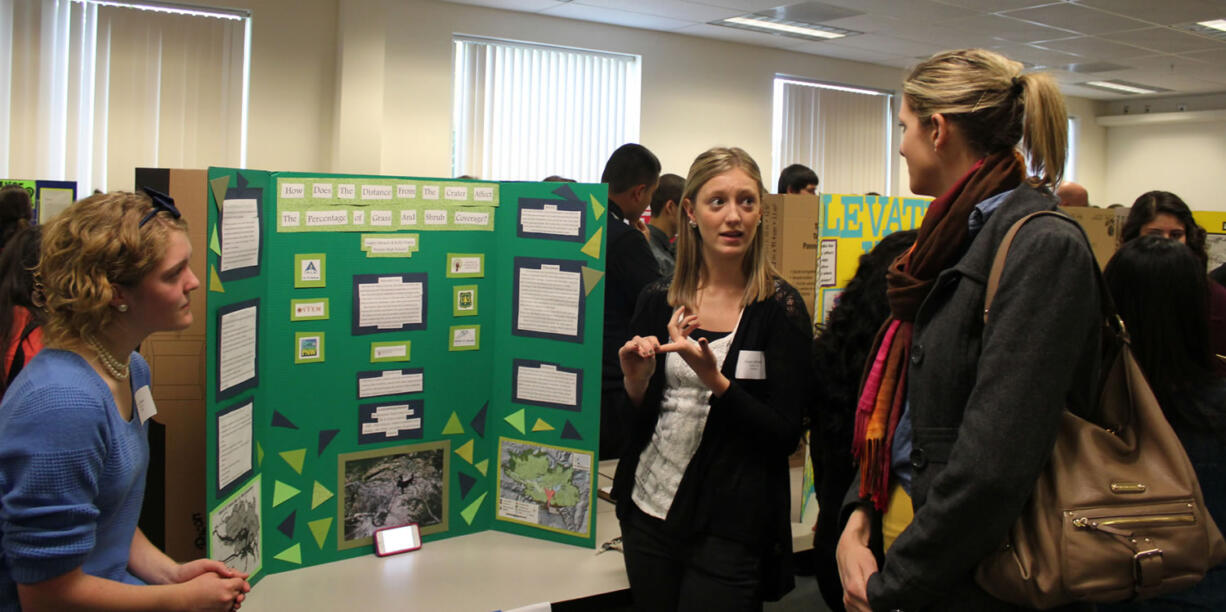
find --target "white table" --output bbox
[240,461,815,611]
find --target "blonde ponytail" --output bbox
[1017,72,1067,188]
[904,49,1068,187]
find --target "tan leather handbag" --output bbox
[973,211,1226,608]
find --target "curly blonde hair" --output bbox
[38,191,188,346]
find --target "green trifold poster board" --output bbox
[204,168,607,583]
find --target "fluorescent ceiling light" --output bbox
[72,0,247,20]
[723,16,846,39]
[1083,80,1162,94]
[1197,19,1226,32]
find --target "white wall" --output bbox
[194,0,1128,200]
[1066,95,1107,203]
[371,0,908,190]
[1103,119,1226,211]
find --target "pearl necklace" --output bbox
[83,333,130,381]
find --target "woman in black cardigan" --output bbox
[612,147,811,611]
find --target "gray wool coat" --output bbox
[844,183,1102,612]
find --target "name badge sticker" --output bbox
[134,385,158,424]
[734,350,766,380]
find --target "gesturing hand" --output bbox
[619,335,662,405]
[657,306,729,396]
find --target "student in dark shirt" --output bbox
[614,147,811,610]
[777,164,818,196]
[600,143,662,459]
[646,173,683,276]
[1101,236,1226,610]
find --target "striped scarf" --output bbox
[851,150,1025,510]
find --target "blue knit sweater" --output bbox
[0,349,151,610]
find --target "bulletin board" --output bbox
[0,178,77,223]
[203,168,607,582]
[1194,211,1226,272]
[814,194,931,324]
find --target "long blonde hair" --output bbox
[38,191,188,346]
[904,48,1067,187]
[668,147,776,309]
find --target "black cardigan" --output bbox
[611,276,812,601]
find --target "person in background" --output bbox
[1055,181,1089,207]
[543,175,576,182]
[1120,190,1226,373]
[0,226,44,397]
[809,229,916,611]
[777,164,819,195]
[600,143,663,459]
[1100,236,1226,610]
[0,191,250,611]
[647,173,684,276]
[614,147,810,610]
[835,48,1101,611]
[0,186,34,253]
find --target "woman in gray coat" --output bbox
[835,49,1101,611]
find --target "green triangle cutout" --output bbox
[580,227,603,260]
[461,492,487,525]
[257,441,264,466]
[311,481,334,510]
[505,408,526,434]
[210,226,221,256]
[308,517,333,549]
[274,543,302,565]
[273,481,301,507]
[581,266,605,296]
[532,418,555,432]
[442,412,464,435]
[208,266,225,293]
[454,439,474,464]
[475,459,489,476]
[590,194,605,219]
[210,175,229,211]
[280,449,307,475]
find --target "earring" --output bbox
[688,219,697,228]
[117,304,129,312]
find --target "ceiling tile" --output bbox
[784,40,909,65]
[932,0,1054,11]
[442,0,563,11]
[1100,27,1225,54]
[949,14,1080,43]
[1182,47,1226,63]
[1035,35,1155,58]
[878,22,1005,48]
[1002,3,1153,35]
[815,0,976,24]
[1099,69,1222,92]
[684,0,811,12]
[672,22,801,49]
[989,42,1087,66]
[1070,0,1226,26]
[574,0,739,22]
[826,34,945,57]
[1125,53,1226,83]
[817,13,903,33]
[540,3,695,31]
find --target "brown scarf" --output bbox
[853,150,1025,509]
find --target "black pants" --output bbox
[620,504,763,612]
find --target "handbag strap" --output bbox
[983,210,1121,336]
